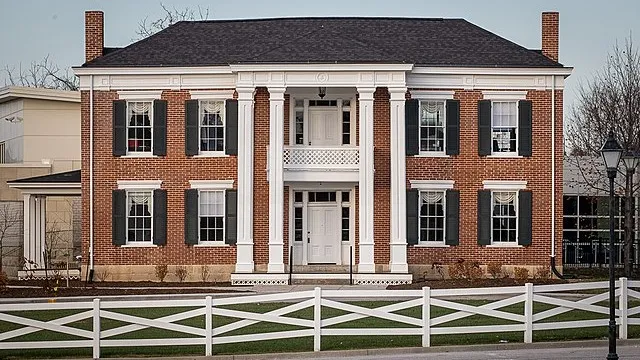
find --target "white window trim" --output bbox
[124,189,155,246]
[417,189,447,245]
[411,180,455,190]
[411,90,455,100]
[190,90,234,100]
[417,99,447,156]
[482,180,527,190]
[198,99,226,155]
[481,91,527,101]
[125,100,154,156]
[189,180,234,190]
[118,180,163,190]
[489,100,518,156]
[489,189,521,247]
[196,189,227,245]
[117,90,162,100]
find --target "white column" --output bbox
[23,194,46,269]
[357,87,375,273]
[268,87,286,273]
[22,194,31,269]
[389,88,408,273]
[235,88,256,273]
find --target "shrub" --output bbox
[174,265,188,283]
[486,262,504,279]
[0,271,8,291]
[514,267,530,280]
[94,266,111,282]
[199,265,211,282]
[534,266,551,280]
[449,259,484,280]
[155,264,168,282]
[431,262,445,280]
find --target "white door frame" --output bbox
[287,95,356,146]
[289,187,356,266]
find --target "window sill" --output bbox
[121,243,158,248]
[193,152,229,158]
[486,154,523,159]
[413,243,450,248]
[414,153,450,158]
[486,243,523,248]
[194,243,231,247]
[122,154,159,158]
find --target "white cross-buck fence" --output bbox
[1,279,640,359]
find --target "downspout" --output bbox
[550,74,564,279]
[89,75,95,280]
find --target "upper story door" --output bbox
[309,109,339,146]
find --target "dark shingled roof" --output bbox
[8,170,81,184]
[83,17,562,68]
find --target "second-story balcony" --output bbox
[282,146,360,182]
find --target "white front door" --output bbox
[307,206,338,264]
[309,109,339,146]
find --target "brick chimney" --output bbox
[541,12,559,62]
[85,11,104,63]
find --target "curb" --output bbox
[63,339,640,360]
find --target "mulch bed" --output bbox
[0,279,245,298]
[388,277,565,290]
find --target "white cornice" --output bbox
[0,86,80,104]
[73,66,233,76]
[412,66,573,76]
[229,64,414,72]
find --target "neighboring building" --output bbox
[0,86,81,277]
[74,11,571,284]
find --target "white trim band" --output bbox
[117,180,163,189]
[410,90,455,100]
[482,91,528,100]
[410,180,455,190]
[117,90,163,100]
[482,180,527,190]
[190,90,235,100]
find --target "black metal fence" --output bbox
[563,238,640,268]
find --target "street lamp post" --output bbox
[600,131,623,360]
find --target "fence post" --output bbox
[524,283,533,343]
[205,296,213,356]
[314,287,322,351]
[422,287,430,347]
[92,298,100,359]
[619,277,628,340]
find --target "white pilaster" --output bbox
[268,87,286,273]
[357,87,375,273]
[235,87,256,273]
[389,88,408,273]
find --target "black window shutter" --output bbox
[478,100,492,156]
[153,189,167,245]
[445,189,460,246]
[405,99,419,156]
[518,100,533,157]
[185,100,199,156]
[226,99,239,156]
[113,100,127,156]
[184,189,199,245]
[445,100,460,155]
[406,189,419,245]
[225,189,238,245]
[112,190,126,245]
[518,190,533,246]
[152,100,167,156]
[477,190,492,245]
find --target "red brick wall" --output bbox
[542,12,559,62]
[405,89,564,266]
[81,90,238,267]
[253,88,270,266]
[373,88,391,265]
[85,11,103,63]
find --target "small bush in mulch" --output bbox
[388,277,564,290]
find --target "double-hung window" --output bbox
[199,100,225,152]
[198,190,225,243]
[491,191,518,244]
[419,190,445,243]
[126,191,153,243]
[127,101,153,153]
[491,101,518,154]
[112,180,166,246]
[419,101,445,153]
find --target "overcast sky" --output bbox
[1,0,639,111]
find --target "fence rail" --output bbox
[1,280,640,358]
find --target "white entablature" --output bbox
[74,63,572,91]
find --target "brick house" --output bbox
[74,11,572,284]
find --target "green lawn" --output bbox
[0,299,638,359]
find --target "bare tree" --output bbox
[3,55,78,91]
[135,2,210,40]
[0,203,22,273]
[566,36,640,277]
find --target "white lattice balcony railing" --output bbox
[283,146,360,170]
